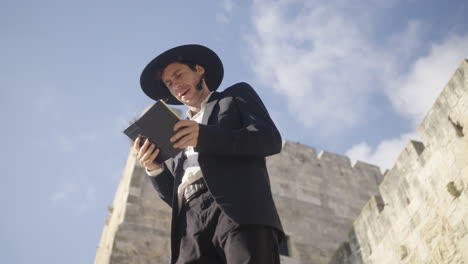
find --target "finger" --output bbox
[173,120,195,131]
[138,139,151,159]
[134,137,141,151]
[173,125,198,148]
[181,136,197,149]
[140,144,156,162]
[173,134,190,148]
[141,138,151,151]
[170,127,188,142]
[173,120,188,131]
[174,134,196,149]
[140,143,155,162]
[148,148,160,163]
[170,126,194,142]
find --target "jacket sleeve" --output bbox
[195,82,282,157]
[147,163,174,207]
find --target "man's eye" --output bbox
[176,73,183,79]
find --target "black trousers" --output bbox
[172,189,281,264]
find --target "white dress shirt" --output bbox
[146,92,213,209]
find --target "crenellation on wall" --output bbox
[409,140,425,156]
[417,59,467,149]
[269,142,383,194]
[354,195,385,242]
[266,139,385,263]
[282,140,319,162]
[376,139,430,213]
[396,141,424,172]
[318,150,352,166]
[352,160,384,186]
[352,161,380,173]
[330,59,468,264]
[266,143,383,263]
[445,59,467,100]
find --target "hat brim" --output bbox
[140,44,224,105]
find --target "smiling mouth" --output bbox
[180,88,190,98]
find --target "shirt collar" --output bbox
[186,91,214,119]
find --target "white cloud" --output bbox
[245,0,467,131]
[344,33,468,169]
[246,0,468,168]
[387,34,468,125]
[245,0,407,133]
[346,132,419,171]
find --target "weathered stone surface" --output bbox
[332,59,468,264]
[267,141,382,263]
[95,148,173,264]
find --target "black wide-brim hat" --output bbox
[140,44,224,105]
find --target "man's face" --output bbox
[161,62,208,108]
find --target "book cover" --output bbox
[124,100,182,164]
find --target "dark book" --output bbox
[124,100,182,164]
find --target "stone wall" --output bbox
[268,141,382,263]
[95,140,383,264]
[95,140,384,263]
[330,59,468,264]
[95,149,172,264]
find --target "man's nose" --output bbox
[171,83,182,92]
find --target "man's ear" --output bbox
[195,64,205,75]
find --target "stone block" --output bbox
[129,185,141,196]
[459,234,468,263]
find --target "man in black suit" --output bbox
[135,44,284,264]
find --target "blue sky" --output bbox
[1,0,467,263]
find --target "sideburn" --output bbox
[195,74,205,91]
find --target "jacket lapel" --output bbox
[172,150,185,179]
[202,92,220,125]
[171,150,186,212]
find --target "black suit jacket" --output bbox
[148,82,284,243]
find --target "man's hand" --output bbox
[170,120,199,149]
[134,137,162,171]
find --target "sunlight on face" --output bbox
[162,62,209,109]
